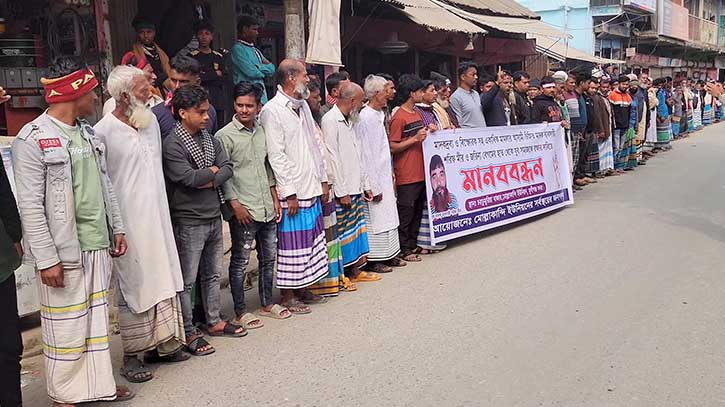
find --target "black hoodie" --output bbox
[530,94,563,123]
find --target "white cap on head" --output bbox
[552,71,568,84]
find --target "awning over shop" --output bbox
[444,0,539,18]
[430,1,570,39]
[533,34,624,65]
[383,0,488,34]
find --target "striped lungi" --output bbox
[694,108,703,129]
[584,133,600,175]
[276,198,328,289]
[598,136,614,172]
[417,204,446,251]
[336,194,369,267]
[615,128,638,170]
[656,116,672,148]
[570,130,582,176]
[703,105,713,125]
[364,204,400,262]
[671,117,681,137]
[39,250,117,404]
[118,289,184,356]
[309,198,344,296]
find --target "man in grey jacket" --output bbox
[11,63,133,405]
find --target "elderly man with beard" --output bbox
[102,52,163,116]
[94,65,187,383]
[262,59,330,312]
[431,73,458,128]
[12,61,132,405]
[321,82,380,283]
[356,75,406,274]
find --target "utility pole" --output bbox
[284,0,306,60]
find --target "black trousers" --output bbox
[0,273,22,406]
[396,181,426,253]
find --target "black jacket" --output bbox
[530,95,563,123]
[0,163,21,280]
[514,90,531,124]
[480,83,517,126]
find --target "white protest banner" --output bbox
[422,123,573,244]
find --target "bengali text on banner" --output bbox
[422,123,574,244]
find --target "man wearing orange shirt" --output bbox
[388,74,435,263]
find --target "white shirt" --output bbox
[321,105,369,198]
[261,91,327,200]
[93,113,183,313]
[356,106,399,234]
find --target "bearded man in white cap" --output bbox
[94,65,187,383]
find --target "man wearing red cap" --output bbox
[11,62,134,405]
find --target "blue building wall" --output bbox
[515,0,594,55]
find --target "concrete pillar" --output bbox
[284,0,306,59]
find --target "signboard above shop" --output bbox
[624,0,656,13]
[658,0,689,40]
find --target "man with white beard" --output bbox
[321,82,380,283]
[94,65,187,383]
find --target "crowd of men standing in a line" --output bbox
[4,13,725,407]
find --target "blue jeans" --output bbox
[173,219,224,335]
[228,219,277,315]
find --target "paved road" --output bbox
[22,124,725,407]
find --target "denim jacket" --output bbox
[11,112,125,270]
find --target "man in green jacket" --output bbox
[231,15,275,104]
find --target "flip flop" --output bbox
[258,304,292,320]
[351,271,382,283]
[144,348,191,364]
[105,386,135,402]
[340,276,358,292]
[385,257,407,267]
[298,290,328,305]
[281,298,312,314]
[367,262,393,273]
[186,334,215,356]
[234,312,264,329]
[399,252,422,262]
[207,322,247,337]
[120,357,153,383]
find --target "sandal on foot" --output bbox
[351,271,382,283]
[281,299,312,314]
[298,290,328,305]
[207,322,247,337]
[340,276,358,292]
[399,252,422,262]
[186,334,215,356]
[120,358,153,383]
[234,312,264,329]
[144,349,190,364]
[385,257,407,267]
[367,262,393,273]
[110,386,135,402]
[258,304,292,320]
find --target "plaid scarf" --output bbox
[175,123,225,204]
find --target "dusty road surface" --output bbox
[21,124,725,406]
